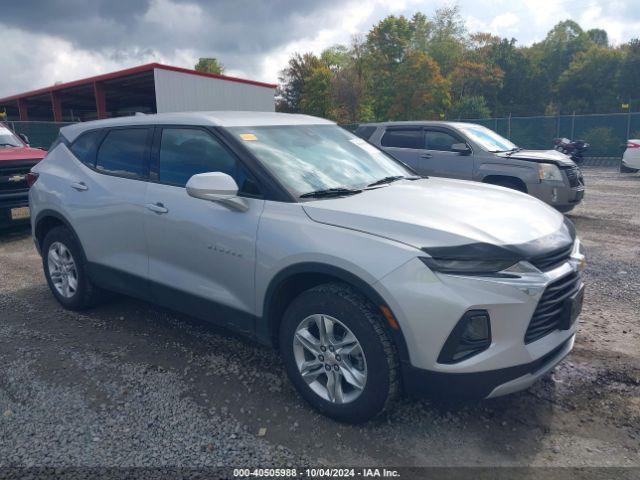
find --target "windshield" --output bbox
[228,125,412,196]
[458,124,517,153]
[0,125,24,148]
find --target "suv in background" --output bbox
[356,121,585,213]
[0,124,46,225]
[30,112,585,422]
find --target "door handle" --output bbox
[70,181,88,191]
[146,202,168,214]
[420,153,432,159]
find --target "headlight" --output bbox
[538,163,563,182]
[419,257,518,275]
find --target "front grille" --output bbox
[563,166,584,188]
[525,271,581,344]
[0,167,30,193]
[529,243,573,271]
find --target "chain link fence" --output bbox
[461,112,639,159]
[4,121,73,150]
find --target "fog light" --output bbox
[438,310,491,364]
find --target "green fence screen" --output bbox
[458,113,639,158]
[4,121,73,150]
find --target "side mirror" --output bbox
[18,133,30,145]
[186,172,247,211]
[451,143,471,155]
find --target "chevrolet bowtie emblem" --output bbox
[8,174,25,183]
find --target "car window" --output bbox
[70,130,102,167]
[159,128,239,187]
[96,128,150,178]
[380,129,423,149]
[354,126,376,140]
[425,130,459,152]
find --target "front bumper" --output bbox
[375,254,582,398]
[0,191,30,224]
[402,335,574,399]
[529,181,584,212]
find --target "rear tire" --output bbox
[279,283,399,423]
[42,226,105,310]
[620,162,639,173]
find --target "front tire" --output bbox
[42,226,104,310]
[279,283,399,423]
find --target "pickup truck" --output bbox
[0,124,46,225]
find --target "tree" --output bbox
[427,5,467,75]
[449,96,491,119]
[449,60,504,103]
[388,51,450,120]
[616,39,640,104]
[557,45,622,112]
[299,64,334,118]
[194,58,224,75]
[276,53,323,113]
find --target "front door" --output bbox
[421,128,474,180]
[143,126,264,334]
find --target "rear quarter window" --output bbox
[70,130,103,167]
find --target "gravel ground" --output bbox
[0,167,638,469]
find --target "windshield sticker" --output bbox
[239,133,258,141]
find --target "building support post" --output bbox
[51,92,62,122]
[17,99,28,121]
[94,82,107,119]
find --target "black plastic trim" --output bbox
[422,220,576,269]
[260,262,412,364]
[86,262,258,339]
[437,310,491,364]
[403,336,573,399]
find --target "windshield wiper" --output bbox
[366,175,405,187]
[504,147,522,155]
[0,143,18,147]
[299,187,363,199]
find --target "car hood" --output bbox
[302,178,569,250]
[495,149,575,167]
[0,146,46,162]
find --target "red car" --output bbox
[0,124,46,225]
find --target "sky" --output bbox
[0,0,638,98]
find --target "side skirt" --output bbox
[86,262,261,342]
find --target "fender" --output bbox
[260,262,411,365]
[34,209,84,257]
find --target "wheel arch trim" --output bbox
[259,262,412,365]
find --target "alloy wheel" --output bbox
[47,241,78,299]
[293,314,367,404]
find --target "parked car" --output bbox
[30,112,585,422]
[0,123,46,225]
[620,139,640,173]
[356,121,585,213]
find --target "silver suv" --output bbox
[356,121,585,213]
[30,112,585,422]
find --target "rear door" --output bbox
[377,127,425,171]
[421,128,474,180]
[143,126,264,333]
[66,126,152,291]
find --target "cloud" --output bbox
[0,0,637,98]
